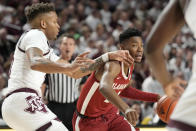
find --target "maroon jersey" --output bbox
[77,63,134,117]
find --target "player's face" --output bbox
[44,11,60,40]
[60,37,75,60]
[120,36,143,63]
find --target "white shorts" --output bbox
[167,53,196,130]
[168,76,196,130]
[2,91,68,131]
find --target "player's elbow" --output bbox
[29,57,43,71]
[30,62,40,71]
[99,86,106,94]
[99,84,109,92]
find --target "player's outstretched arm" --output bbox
[99,62,138,126]
[120,86,160,102]
[71,50,134,79]
[145,0,185,98]
[26,47,92,77]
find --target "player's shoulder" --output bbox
[25,29,45,39]
[104,61,121,72]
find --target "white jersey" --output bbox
[185,0,196,39]
[7,29,59,96]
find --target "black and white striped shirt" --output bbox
[45,73,79,103]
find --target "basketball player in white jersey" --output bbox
[145,0,196,130]
[1,3,134,131]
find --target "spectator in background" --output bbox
[142,69,165,96]
[85,10,101,31]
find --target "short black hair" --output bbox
[119,28,142,44]
[25,2,55,22]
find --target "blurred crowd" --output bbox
[0,0,196,127]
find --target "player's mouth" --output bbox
[135,54,142,60]
[65,50,70,54]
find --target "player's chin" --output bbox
[134,58,142,63]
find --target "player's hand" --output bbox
[108,50,134,67]
[125,108,139,126]
[164,78,187,100]
[71,52,94,71]
[157,94,161,101]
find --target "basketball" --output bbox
[156,95,178,123]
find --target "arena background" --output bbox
[0,0,195,130]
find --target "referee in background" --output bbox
[43,34,80,131]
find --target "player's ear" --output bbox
[40,19,47,29]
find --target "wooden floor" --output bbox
[0,128,167,131]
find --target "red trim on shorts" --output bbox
[168,119,196,131]
[36,117,61,131]
[5,88,38,98]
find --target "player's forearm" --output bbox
[120,86,160,102]
[145,0,185,87]
[99,75,129,113]
[72,55,105,78]
[72,52,113,78]
[30,57,73,76]
[99,86,129,113]
[146,52,172,87]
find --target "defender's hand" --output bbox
[71,52,94,71]
[108,50,134,67]
[125,108,139,126]
[164,78,187,99]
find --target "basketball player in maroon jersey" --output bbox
[73,28,160,131]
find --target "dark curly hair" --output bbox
[119,28,142,44]
[25,2,55,22]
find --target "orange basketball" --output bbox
[156,95,178,123]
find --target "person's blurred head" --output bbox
[25,3,60,40]
[102,2,109,11]
[96,24,105,35]
[0,28,7,40]
[106,36,115,47]
[0,74,6,90]
[59,34,76,61]
[87,40,96,48]
[120,11,129,21]
[81,25,91,38]
[77,3,84,14]
[119,28,143,63]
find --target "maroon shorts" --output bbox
[72,109,139,131]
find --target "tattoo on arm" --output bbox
[32,57,50,65]
[80,56,104,73]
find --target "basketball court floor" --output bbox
[0,128,167,131]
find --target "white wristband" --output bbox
[125,108,134,115]
[101,53,109,62]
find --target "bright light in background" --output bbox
[140,128,166,131]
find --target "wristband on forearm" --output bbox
[101,53,109,62]
[125,108,134,115]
